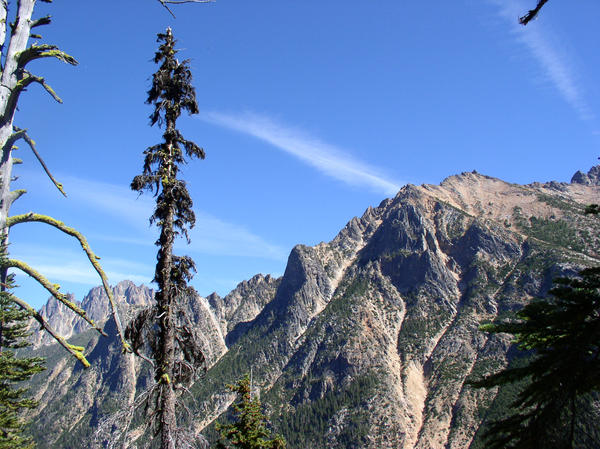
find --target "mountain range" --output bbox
[24,167,600,448]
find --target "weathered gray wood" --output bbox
[0,0,129,365]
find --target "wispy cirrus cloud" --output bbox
[185,212,287,260]
[201,111,402,196]
[23,173,287,261]
[9,244,153,286]
[492,0,594,122]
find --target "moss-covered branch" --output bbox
[3,127,26,152]
[30,14,51,29]
[12,126,65,196]
[0,257,107,336]
[10,294,90,367]
[16,43,77,68]
[16,71,63,103]
[7,212,132,353]
[8,188,25,206]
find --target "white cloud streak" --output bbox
[493,0,594,121]
[201,111,402,196]
[57,175,287,260]
[185,212,287,260]
[9,244,154,287]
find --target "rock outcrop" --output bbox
[571,164,600,186]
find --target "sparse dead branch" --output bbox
[519,0,550,25]
[12,126,66,196]
[7,212,132,353]
[157,0,214,18]
[10,293,91,367]
[0,257,107,336]
[17,71,63,103]
[16,43,77,67]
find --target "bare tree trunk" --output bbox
[0,0,130,366]
[131,27,205,447]
[0,1,35,346]
[155,131,177,449]
[0,0,35,236]
[156,204,177,449]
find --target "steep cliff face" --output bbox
[209,273,280,342]
[26,169,600,449]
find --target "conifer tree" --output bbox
[216,375,286,449]
[473,267,600,449]
[130,27,206,449]
[0,249,44,449]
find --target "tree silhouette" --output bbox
[129,27,206,449]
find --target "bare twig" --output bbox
[133,348,155,368]
[157,0,214,18]
[94,382,159,449]
[10,294,91,367]
[519,0,550,25]
[12,126,66,196]
[18,71,64,103]
[7,212,132,353]
[0,257,107,336]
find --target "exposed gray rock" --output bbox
[29,280,154,348]
[210,273,280,340]
[571,164,600,185]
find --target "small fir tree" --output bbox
[216,375,286,449]
[129,28,206,449]
[0,249,44,449]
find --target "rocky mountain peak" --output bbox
[571,164,600,186]
[30,280,154,348]
[211,273,281,338]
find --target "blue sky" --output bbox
[8,0,600,308]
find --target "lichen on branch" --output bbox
[9,294,91,367]
[11,127,66,196]
[7,212,131,352]
[0,257,106,336]
[16,43,77,68]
